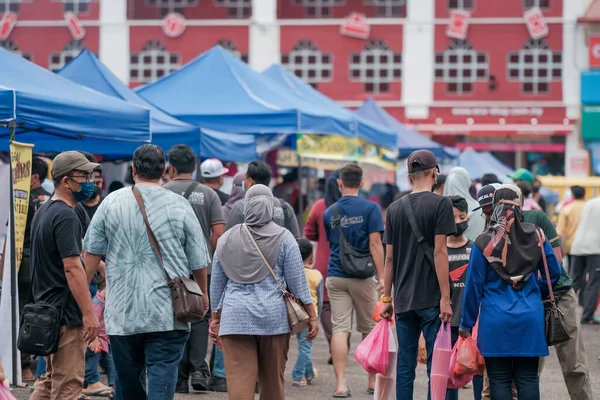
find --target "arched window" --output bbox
[363,0,407,17]
[507,39,561,94]
[0,40,33,62]
[48,40,84,72]
[349,39,401,93]
[213,0,251,18]
[523,0,549,9]
[290,0,345,18]
[129,40,181,84]
[145,0,198,16]
[281,40,333,88]
[53,0,92,13]
[448,0,473,10]
[434,39,488,94]
[0,0,24,13]
[216,39,248,63]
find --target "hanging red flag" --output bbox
[162,13,186,38]
[64,12,86,41]
[0,12,17,41]
[524,7,548,39]
[446,10,470,40]
[340,13,370,40]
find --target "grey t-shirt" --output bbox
[163,180,225,272]
[225,197,301,238]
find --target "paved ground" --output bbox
[10,324,600,399]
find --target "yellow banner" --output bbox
[360,140,398,171]
[296,134,363,161]
[10,141,34,271]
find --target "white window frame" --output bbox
[363,0,407,18]
[507,39,561,95]
[291,0,345,18]
[523,0,550,9]
[216,39,248,62]
[129,40,181,84]
[349,39,402,94]
[0,39,32,61]
[434,39,488,95]
[448,0,474,11]
[281,39,333,86]
[144,0,199,14]
[48,40,84,72]
[213,0,251,18]
[52,0,92,14]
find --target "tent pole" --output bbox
[297,156,303,231]
[8,119,18,385]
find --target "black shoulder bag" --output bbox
[18,202,71,356]
[401,195,435,268]
[183,181,200,200]
[332,203,375,279]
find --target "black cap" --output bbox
[474,184,501,211]
[407,150,439,173]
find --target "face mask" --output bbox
[91,186,102,199]
[72,181,95,202]
[453,221,469,237]
[242,180,246,192]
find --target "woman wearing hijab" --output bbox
[222,172,245,220]
[444,167,486,241]
[459,184,561,400]
[209,185,318,400]
[303,169,341,357]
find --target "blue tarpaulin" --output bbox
[0,47,151,149]
[137,46,355,137]
[354,99,449,158]
[262,65,397,148]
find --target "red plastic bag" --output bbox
[354,319,390,375]
[455,336,483,375]
[447,337,472,389]
[372,301,394,324]
[430,323,452,400]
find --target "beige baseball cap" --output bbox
[51,151,100,180]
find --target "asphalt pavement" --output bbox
[10,324,600,399]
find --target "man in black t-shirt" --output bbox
[380,150,456,399]
[29,151,100,400]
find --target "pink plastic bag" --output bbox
[0,382,17,400]
[354,319,390,375]
[430,322,452,400]
[373,324,397,400]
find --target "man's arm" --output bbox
[369,232,385,287]
[63,256,99,341]
[383,244,394,298]
[208,190,226,252]
[84,252,103,285]
[192,268,208,298]
[210,222,225,254]
[434,234,452,322]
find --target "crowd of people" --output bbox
[3,143,599,400]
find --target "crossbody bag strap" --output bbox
[401,195,435,267]
[132,186,173,283]
[536,228,554,303]
[183,181,200,200]
[331,203,345,246]
[242,223,287,294]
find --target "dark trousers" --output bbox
[84,349,115,387]
[18,255,32,369]
[445,327,483,400]
[485,357,540,400]
[178,320,210,381]
[395,306,441,400]
[110,330,189,400]
[574,255,600,321]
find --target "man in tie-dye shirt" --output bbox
[84,144,210,400]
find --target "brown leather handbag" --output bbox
[133,186,205,323]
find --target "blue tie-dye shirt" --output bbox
[83,185,210,336]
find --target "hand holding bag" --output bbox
[242,223,310,335]
[133,186,205,323]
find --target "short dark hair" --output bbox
[247,161,272,186]
[571,185,585,200]
[202,176,221,184]
[340,164,362,189]
[517,181,533,197]
[168,145,196,174]
[432,174,446,191]
[481,173,500,186]
[297,238,313,263]
[31,157,48,182]
[133,144,165,180]
[449,195,468,213]
[408,167,434,181]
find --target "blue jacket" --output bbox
[459,239,561,357]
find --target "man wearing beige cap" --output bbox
[30,151,100,400]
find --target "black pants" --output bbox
[485,357,540,400]
[18,255,32,369]
[178,274,210,381]
[575,255,600,321]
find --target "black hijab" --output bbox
[474,184,543,290]
[324,169,341,207]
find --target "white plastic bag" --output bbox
[373,324,397,400]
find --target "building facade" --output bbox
[0,0,590,173]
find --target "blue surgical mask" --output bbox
[242,180,246,192]
[72,181,95,202]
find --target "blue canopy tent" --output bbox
[0,47,151,150]
[137,46,355,137]
[458,147,514,182]
[354,99,449,158]
[57,50,264,161]
[262,64,396,148]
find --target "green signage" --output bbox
[582,105,600,141]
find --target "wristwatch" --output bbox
[380,295,393,304]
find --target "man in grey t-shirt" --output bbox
[162,145,225,394]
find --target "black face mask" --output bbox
[91,186,102,199]
[532,186,540,194]
[453,221,469,237]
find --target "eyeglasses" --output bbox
[69,172,95,182]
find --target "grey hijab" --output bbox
[444,167,487,241]
[216,184,287,284]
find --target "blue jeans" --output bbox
[395,306,441,400]
[110,330,189,400]
[212,346,226,378]
[485,357,540,400]
[84,349,116,387]
[446,327,483,400]
[292,328,314,382]
[36,357,46,378]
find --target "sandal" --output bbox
[78,395,92,400]
[292,380,307,387]
[333,390,352,398]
